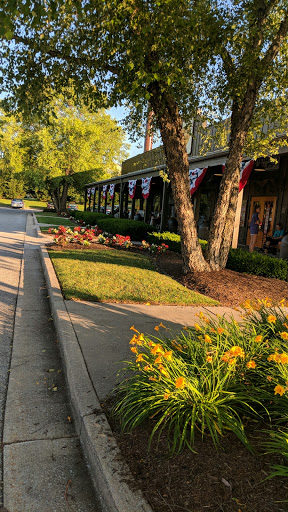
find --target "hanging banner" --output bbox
[239,159,255,191]
[109,183,115,199]
[128,180,137,199]
[189,167,208,196]
[141,177,152,199]
[221,159,254,192]
[87,188,91,198]
[102,185,108,199]
[91,187,95,195]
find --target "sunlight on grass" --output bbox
[36,215,75,226]
[49,249,217,305]
[0,198,47,209]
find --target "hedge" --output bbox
[226,248,288,281]
[75,211,151,241]
[147,231,208,253]
[147,232,288,281]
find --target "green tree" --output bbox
[21,95,129,210]
[1,1,288,270]
[0,110,25,198]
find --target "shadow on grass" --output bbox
[49,249,155,271]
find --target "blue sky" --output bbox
[109,105,143,158]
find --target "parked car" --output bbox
[67,202,78,211]
[11,198,25,209]
[46,201,55,210]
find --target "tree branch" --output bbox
[13,34,120,75]
[260,12,288,69]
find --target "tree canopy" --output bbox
[1,0,288,269]
[0,95,129,204]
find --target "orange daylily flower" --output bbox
[154,325,160,331]
[164,351,173,361]
[130,347,138,354]
[151,344,165,356]
[204,334,212,344]
[175,377,185,389]
[280,332,288,341]
[274,385,286,396]
[159,322,166,328]
[206,355,213,363]
[255,335,263,343]
[163,392,170,400]
[267,315,276,324]
[217,327,225,335]
[136,354,144,362]
[194,323,201,332]
[230,346,245,358]
[267,376,272,382]
[280,353,288,364]
[155,355,162,364]
[247,360,256,369]
[130,325,139,333]
[228,358,237,365]
[160,368,169,377]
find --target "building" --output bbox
[84,121,288,250]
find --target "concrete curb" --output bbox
[39,242,153,512]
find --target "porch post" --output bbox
[104,189,108,214]
[92,188,96,212]
[111,190,115,216]
[119,180,124,218]
[84,188,87,211]
[160,181,169,232]
[144,192,153,224]
[232,189,243,249]
[97,185,101,212]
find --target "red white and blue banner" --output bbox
[102,185,108,199]
[239,159,255,191]
[87,188,91,198]
[189,167,208,196]
[221,159,255,192]
[91,187,95,195]
[109,183,115,199]
[141,177,152,199]
[128,180,137,199]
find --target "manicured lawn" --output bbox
[0,198,47,209]
[49,249,218,305]
[36,214,75,226]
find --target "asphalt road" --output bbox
[0,207,27,506]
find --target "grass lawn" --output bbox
[0,198,47,209]
[49,249,217,305]
[36,214,75,226]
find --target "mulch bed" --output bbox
[155,252,288,307]
[107,413,288,512]
[46,240,288,306]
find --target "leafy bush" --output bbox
[114,300,288,458]
[147,234,288,281]
[75,211,151,241]
[227,248,288,281]
[147,231,208,253]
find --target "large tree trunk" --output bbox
[207,87,259,269]
[50,180,69,213]
[149,85,210,273]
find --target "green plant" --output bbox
[114,301,288,457]
[147,232,208,254]
[226,249,288,281]
[75,211,151,241]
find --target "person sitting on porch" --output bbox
[264,222,285,254]
[249,206,261,253]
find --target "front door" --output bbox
[246,196,277,248]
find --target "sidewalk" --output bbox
[35,213,240,512]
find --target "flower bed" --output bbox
[114,299,288,477]
[48,225,101,246]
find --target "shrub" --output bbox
[75,211,151,240]
[114,301,288,457]
[147,231,208,253]
[227,248,288,281]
